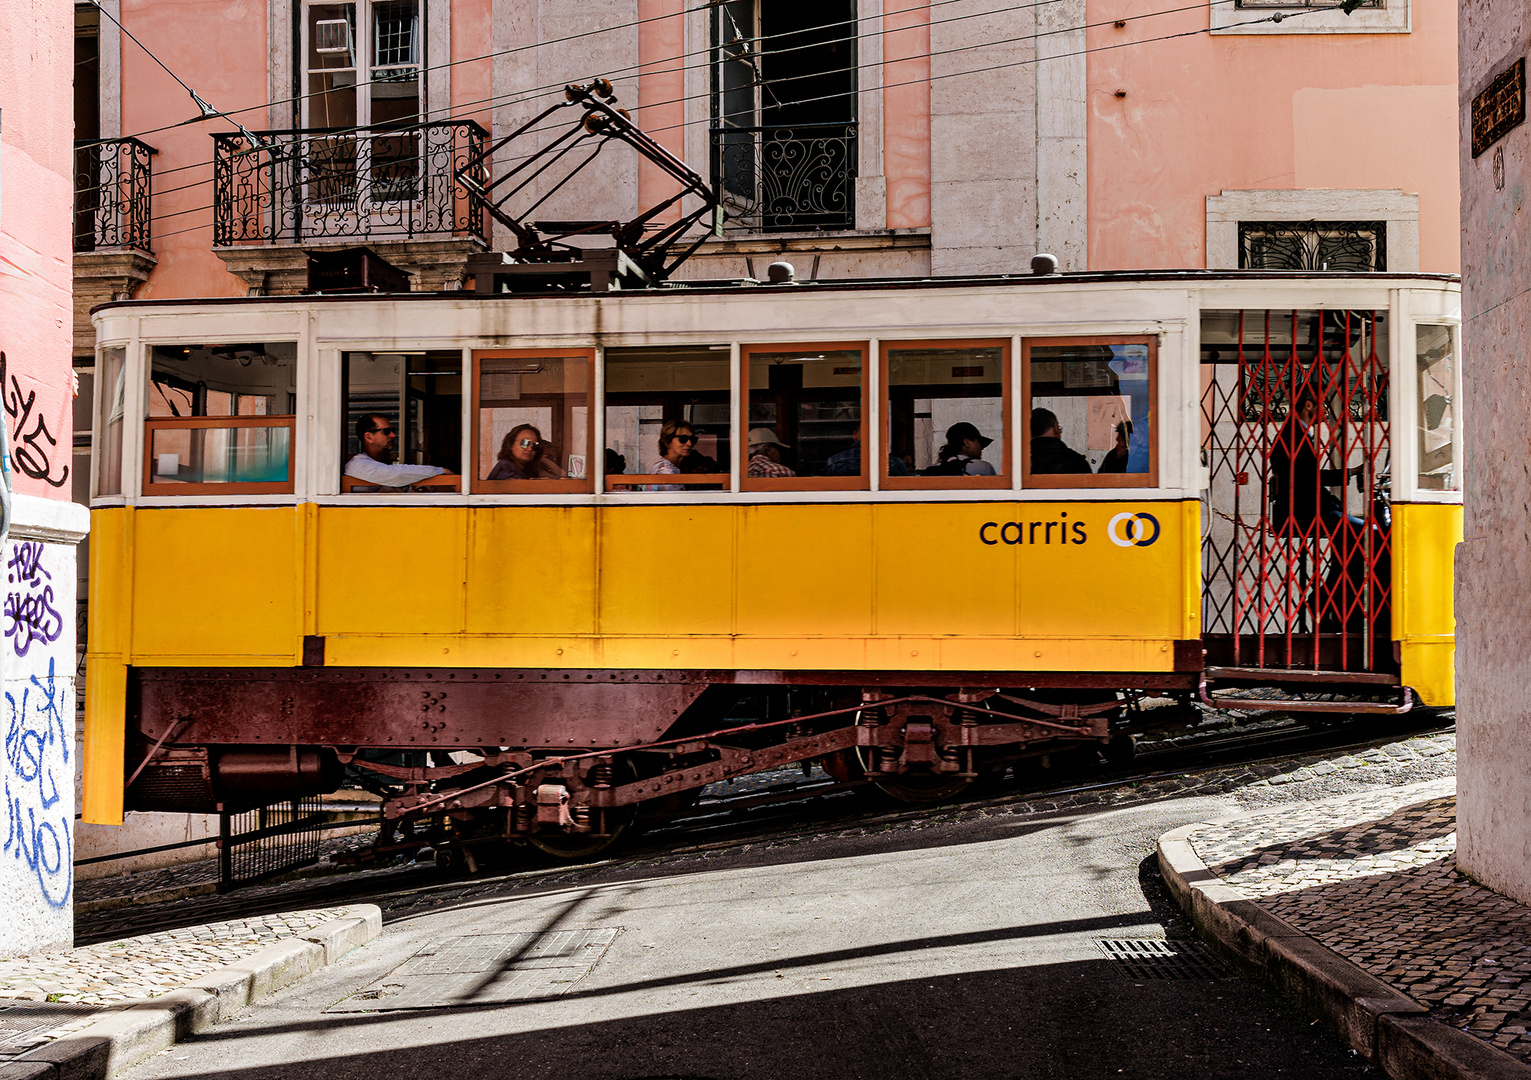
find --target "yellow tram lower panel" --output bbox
[1392,502,1463,708]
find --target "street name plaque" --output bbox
[1473,57,1525,158]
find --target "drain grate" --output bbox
[1096,938,1227,979]
[0,1003,99,1056]
[328,928,619,1012]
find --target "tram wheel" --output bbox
[872,772,974,804]
[527,809,637,859]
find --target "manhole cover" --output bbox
[328,929,619,1011]
[1095,938,1227,979]
[0,1003,99,1055]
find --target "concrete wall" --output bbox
[1085,0,1459,273]
[1,0,91,954]
[1455,4,1531,905]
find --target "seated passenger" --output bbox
[746,427,796,478]
[487,424,565,481]
[824,435,909,477]
[645,420,695,491]
[1096,421,1131,473]
[924,421,997,476]
[344,413,448,488]
[1029,408,1092,474]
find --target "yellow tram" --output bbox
[80,270,1462,855]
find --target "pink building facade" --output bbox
[2,0,91,952]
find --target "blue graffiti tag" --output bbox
[3,658,72,908]
[5,541,61,658]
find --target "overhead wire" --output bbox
[101,0,1291,225]
[104,2,1321,242]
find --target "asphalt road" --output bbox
[121,790,1377,1080]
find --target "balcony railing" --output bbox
[710,122,857,233]
[74,138,155,253]
[213,120,488,247]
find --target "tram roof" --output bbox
[92,268,1460,318]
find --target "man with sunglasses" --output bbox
[344,413,449,489]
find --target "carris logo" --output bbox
[1107,512,1160,548]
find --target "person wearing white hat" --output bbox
[746,427,796,478]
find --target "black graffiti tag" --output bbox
[0,352,69,489]
[4,542,61,658]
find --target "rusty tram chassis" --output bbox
[126,662,1415,853]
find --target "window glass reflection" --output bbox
[605,346,729,491]
[1026,341,1152,478]
[1416,324,1456,492]
[746,347,864,481]
[886,344,1005,481]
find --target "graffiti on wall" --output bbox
[0,352,69,489]
[0,539,72,910]
[4,541,62,658]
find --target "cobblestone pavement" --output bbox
[1184,777,1531,1064]
[0,907,353,1006]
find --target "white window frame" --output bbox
[1210,0,1409,34]
[1205,190,1420,271]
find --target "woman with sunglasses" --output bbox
[644,419,695,491]
[488,424,565,481]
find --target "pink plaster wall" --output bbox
[121,0,268,299]
[636,0,687,224]
[1086,0,1459,272]
[884,0,931,230]
[0,0,75,498]
[452,0,493,132]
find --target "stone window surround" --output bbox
[1210,0,1409,35]
[1205,189,1420,272]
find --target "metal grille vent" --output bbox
[0,1003,100,1053]
[1096,938,1227,979]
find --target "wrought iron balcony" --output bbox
[710,122,857,233]
[213,120,488,247]
[74,138,155,253]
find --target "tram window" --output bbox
[342,350,462,492]
[1022,337,1156,488]
[94,347,125,498]
[882,341,1008,487]
[1416,324,1458,492]
[144,342,297,495]
[742,343,867,489]
[472,349,591,493]
[604,346,730,492]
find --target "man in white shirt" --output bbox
[344,414,448,488]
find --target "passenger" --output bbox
[1097,421,1131,473]
[746,427,796,478]
[1029,408,1091,474]
[487,424,565,481]
[605,447,632,492]
[926,421,997,476]
[645,419,695,491]
[824,435,909,477]
[1269,392,1363,533]
[344,413,448,488]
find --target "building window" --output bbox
[301,0,422,203]
[1022,337,1157,488]
[1238,221,1387,272]
[711,0,858,233]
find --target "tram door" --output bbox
[1200,309,1392,673]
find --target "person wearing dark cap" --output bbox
[935,421,998,476]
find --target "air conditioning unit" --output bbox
[314,18,352,56]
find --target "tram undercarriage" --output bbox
[123,661,1417,859]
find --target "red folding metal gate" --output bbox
[1201,309,1393,673]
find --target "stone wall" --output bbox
[1455,0,1531,904]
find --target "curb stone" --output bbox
[1157,827,1531,1080]
[0,906,382,1080]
